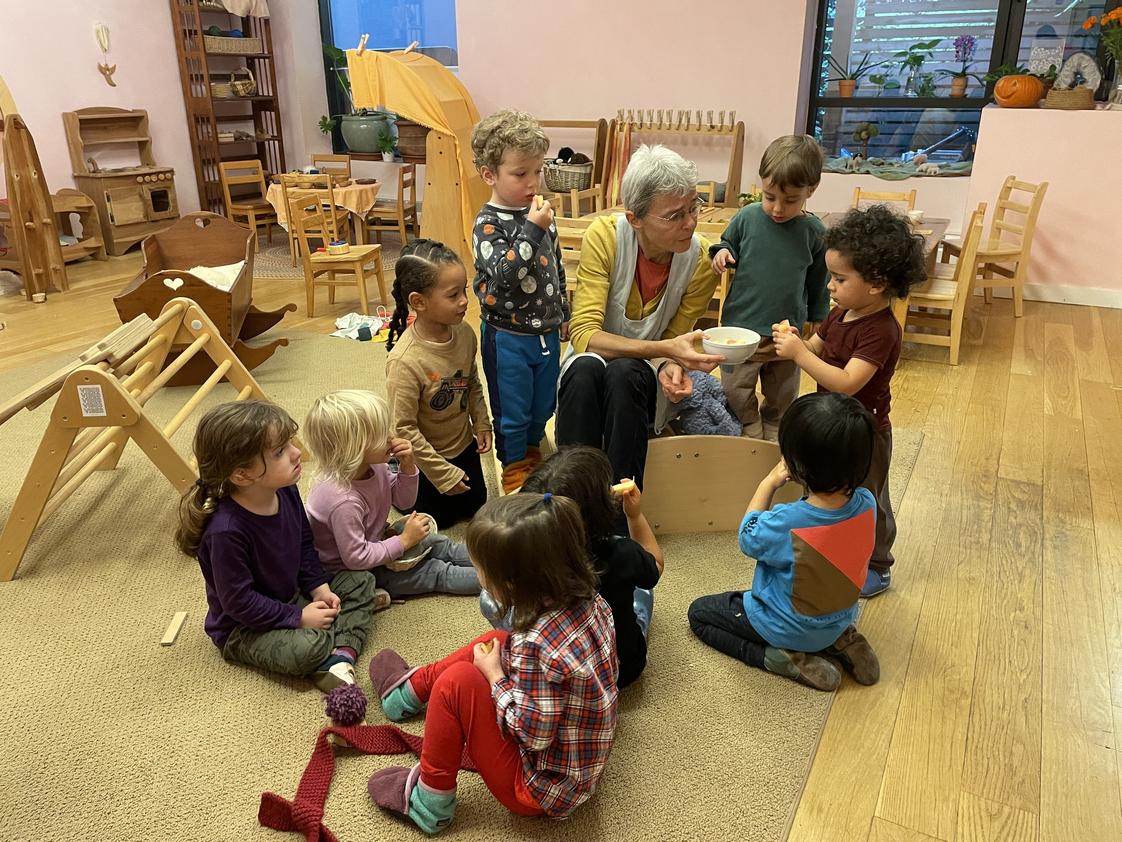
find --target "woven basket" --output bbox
[544,160,593,192]
[204,34,263,55]
[231,68,257,97]
[210,76,233,98]
[1043,86,1095,110]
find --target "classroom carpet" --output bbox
[0,331,922,841]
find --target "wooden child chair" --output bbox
[852,186,917,212]
[895,202,986,365]
[364,163,418,245]
[218,160,276,253]
[567,185,603,217]
[292,200,386,317]
[310,153,352,181]
[280,173,350,265]
[940,176,1047,318]
[697,181,718,207]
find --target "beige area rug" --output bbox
[253,236,403,279]
[0,332,921,841]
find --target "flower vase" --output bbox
[950,75,967,97]
[904,67,919,96]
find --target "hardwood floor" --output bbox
[3,253,1121,841]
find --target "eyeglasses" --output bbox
[651,198,704,225]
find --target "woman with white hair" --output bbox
[556,145,723,493]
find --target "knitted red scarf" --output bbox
[258,724,477,841]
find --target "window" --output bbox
[319,0,458,153]
[807,0,1112,170]
[322,0,458,66]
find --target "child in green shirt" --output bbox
[709,135,830,440]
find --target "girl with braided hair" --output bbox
[174,400,377,691]
[385,240,493,525]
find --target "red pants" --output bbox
[410,630,545,817]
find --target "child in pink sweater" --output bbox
[304,390,480,598]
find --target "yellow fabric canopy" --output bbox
[347,50,488,260]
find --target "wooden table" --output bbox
[265,180,381,245]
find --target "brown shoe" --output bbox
[825,625,880,685]
[501,458,535,494]
[763,647,842,692]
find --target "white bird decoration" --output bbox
[95,22,117,87]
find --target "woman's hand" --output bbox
[662,330,725,373]
[658,362,693,403]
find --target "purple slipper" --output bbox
[368,764,420,814]
[369,648,418,699]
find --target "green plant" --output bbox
[318,115,336,135]
[852,121,879,157]
[983,63,1031,84]
[895,38,942,75]
[376,126,396,155]
[915,73,937,97]
[322,43,355,112]
[827,52,884,82]
[1039,63,1059,84]
[737,188,763,207]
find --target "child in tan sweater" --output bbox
[386,239,494,526]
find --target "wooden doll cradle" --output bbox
[113,212,295,385]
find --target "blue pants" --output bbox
[480,324,561,465]
[480,587,653,638]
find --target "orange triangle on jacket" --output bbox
[790,508,876,589]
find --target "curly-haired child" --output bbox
[772,204,926,597]
[470,110,569,493]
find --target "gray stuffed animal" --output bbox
[666,371,741,437]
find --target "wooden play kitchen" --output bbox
[63,107,180,255]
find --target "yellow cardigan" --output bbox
[568,215,719,354]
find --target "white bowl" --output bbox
[385,512,438,571]
[702,326,761,366]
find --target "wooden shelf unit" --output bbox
[168,0,285,215]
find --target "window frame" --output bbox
[806,0,1026,121]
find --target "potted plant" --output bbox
[1083,8,1122,105]
[377,126,396,162]
[895,38,942,96]
[984,63,1043,107]
[938,34,985,97]
[322,43,394,153]
[827,52,884,97]
[852,122,879,158]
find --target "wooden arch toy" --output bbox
[0,297,285,580]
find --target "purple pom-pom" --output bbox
[324,684,368,725]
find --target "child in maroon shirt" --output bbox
[772,205,926,597]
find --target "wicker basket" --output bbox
[544,159,593,192]
[212,69,256,98]
[231,68,257,97]
[204,34,263,55]
[210,76,233,98]
[1043,86,1095,110]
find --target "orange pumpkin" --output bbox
[994,74,1044,108]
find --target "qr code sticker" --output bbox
[77,384,107,417]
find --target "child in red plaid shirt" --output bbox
[367,493,619,833]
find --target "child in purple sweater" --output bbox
[175,400,377,691]
[304,390,480,598]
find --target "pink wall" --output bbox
[965,107,1122,306]
[456,0,818,197]
[0,1,200,211]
